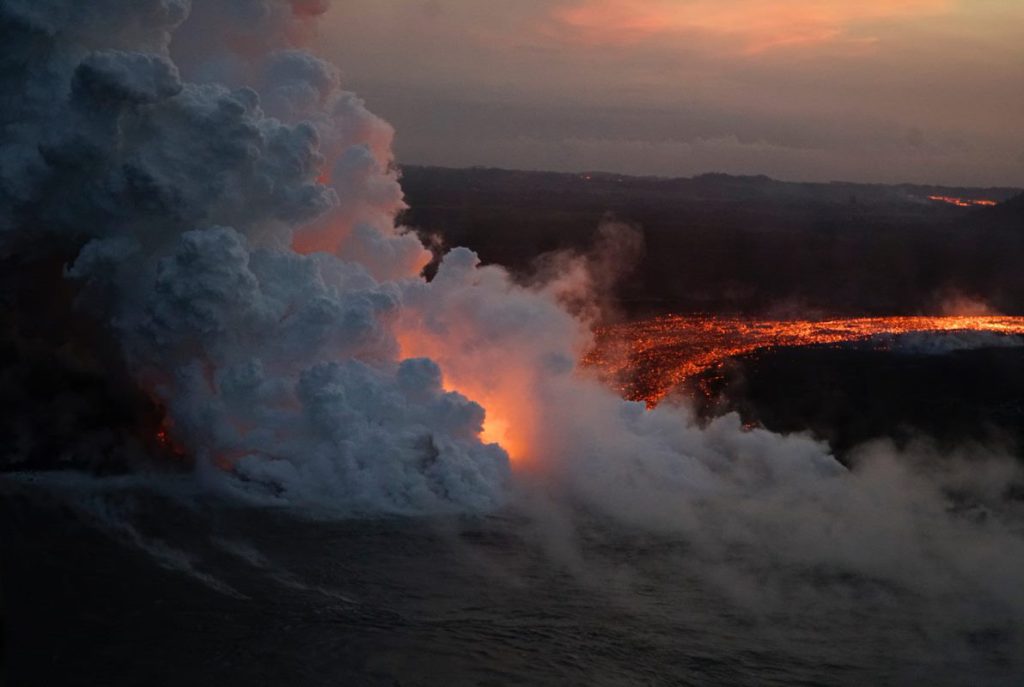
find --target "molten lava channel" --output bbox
[583,315,1024,407]
[928,195,998,208]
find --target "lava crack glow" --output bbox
[584,315,1024,407]
[928,195,998,208]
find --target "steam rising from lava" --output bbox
[3,0,1024,633]
[1,0,502,512]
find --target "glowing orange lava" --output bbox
[928,195,998,208]
[584,315,1024,407]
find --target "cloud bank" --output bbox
[317,0,1024,186]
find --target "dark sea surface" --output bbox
[2,475,1022,687]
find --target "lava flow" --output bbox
[928,195,998,208]
[584,315,1024,407]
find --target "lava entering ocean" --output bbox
[584,315,1024,406]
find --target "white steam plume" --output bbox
[1,0,500,512]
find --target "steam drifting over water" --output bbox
[2,1,1024,677]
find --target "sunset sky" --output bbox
[320,0,1023,186]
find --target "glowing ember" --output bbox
[584,315,1024,407]
[155,422,188,459]
[928,195,998,208]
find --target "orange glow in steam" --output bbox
[398,311,1024,466]
[395,328,537,465]
[291,222,350,255]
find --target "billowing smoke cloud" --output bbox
[3,0,1024,644]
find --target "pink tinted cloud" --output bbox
[551,0,954,53]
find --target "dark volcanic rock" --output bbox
[692,344,1024,460]
[400,165,1024,317]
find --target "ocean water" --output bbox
[2,476,1021,686]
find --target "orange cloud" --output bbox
[552,0,954,53]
